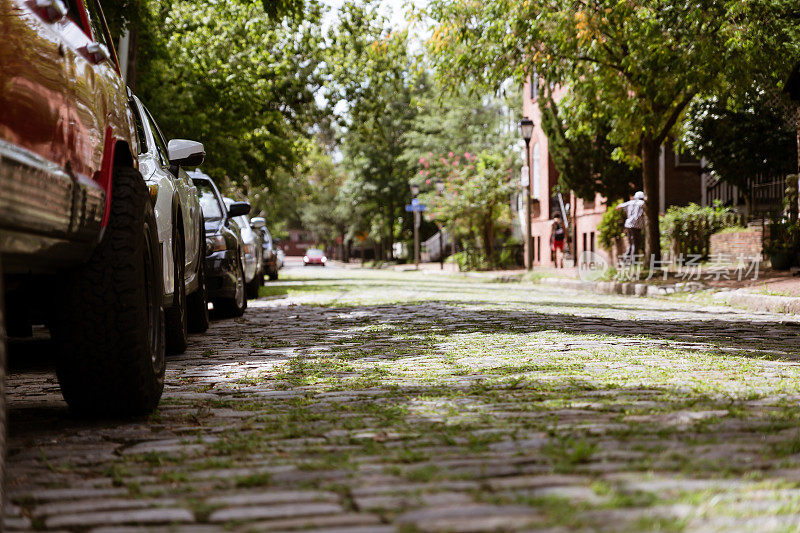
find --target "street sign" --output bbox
[405,203,426,212]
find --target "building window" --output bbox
[590,232,595,252]
[582,233,587,253]
[530,69,539,100]
[537,236,541,262]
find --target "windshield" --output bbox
[195,181,223,220]
[307,249,324,257]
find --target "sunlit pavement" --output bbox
[6,266,800,531]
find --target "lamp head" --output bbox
[519,117,534,142]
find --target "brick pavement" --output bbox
[6,266,800,531]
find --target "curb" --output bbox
[538,277,704,298]
[711,290,800,315]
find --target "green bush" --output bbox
[597,200,626,251]
[446,250,489,271]
[659,202,741,258]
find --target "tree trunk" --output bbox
[641,137,661,261]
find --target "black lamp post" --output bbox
[519,117,534,270]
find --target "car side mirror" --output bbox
[85,42,110,64]
[250,217,265,229]
[168,139,205,167]
[227,201,250,218]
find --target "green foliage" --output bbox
[684,92,797,214]
[134,0,324,200]
[539,88,640,201]
[763,217,799,256]
[597,201,626,252]
[425,0,800,258]
[660,203,742,258]
[325,2,422,258]
[416,152,514,267]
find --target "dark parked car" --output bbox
[0,0,165,415]
[188,171,250,317]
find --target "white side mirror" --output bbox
[168,139,205,167]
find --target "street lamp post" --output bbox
[519,117,535,271]
[410,183,421,268]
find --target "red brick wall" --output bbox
[709,229,763,258]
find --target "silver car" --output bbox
[223,198,263,299]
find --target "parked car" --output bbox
[224,198,264,299]
[304,248,327,266]
[274,239,285,269]
[250,217,279,281]
[188,171,250,317]
[130,95,209,352]
[276,247,286,270]
[0,0,165,422]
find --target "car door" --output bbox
[131,97,176,298]
[141,106,197,278]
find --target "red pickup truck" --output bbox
[0,0,166,423]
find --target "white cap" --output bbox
[634,191,645,200]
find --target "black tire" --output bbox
[165,228,188,354]
[52,166,165,415]
[214,258,246,318]
[245,270,262,300]
[187,216,209,333]
[268,270,278,281]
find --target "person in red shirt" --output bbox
[550,213,566,268]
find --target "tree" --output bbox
[135,0,325,190]
[403,80,519,264]
[684,92,798,215]
[326,1,422,260]
[539,85,641,202]
[415,151,514,266]
[426,0,799,259]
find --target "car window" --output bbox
[142,107,169,166]
[63,0,85,28]
[307,249,323,256]
[130,102,149,155]
[83,0,110,46]
[194,181,223,220]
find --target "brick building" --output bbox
[520,76,704,266]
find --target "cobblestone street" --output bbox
[7,264,800,532]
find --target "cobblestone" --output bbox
[7,266,800,530]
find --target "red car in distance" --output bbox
[303,248,327,266]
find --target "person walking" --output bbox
[550,213,566,268]
[616,191,646,263]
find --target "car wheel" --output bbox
[214,258,246,318]
[52,166,165,415]
[268,269,278,281]
[165,229,188,354]
[187,217,209,333]
[245,269,262,299]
